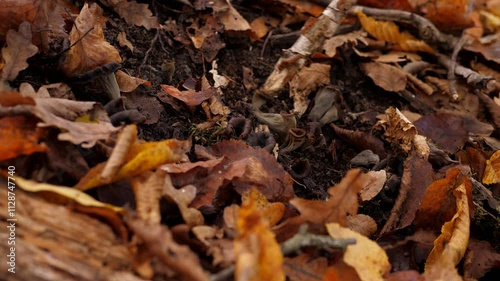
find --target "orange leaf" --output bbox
[235,189,285,281]
[0,115,46,161]
[161,84,215,107]
[414,167,473,231]
[291,169,365,227]
[115,70,151,92]
[241,189,285,227]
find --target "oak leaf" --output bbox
[106,0,159,30]
[61,3,122,77]
[1,21,38,81]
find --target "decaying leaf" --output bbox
[241,189,285,227]
[424,182,471,279]
[130,170,163,224]
[284,254,328,281]
[326,223,391,281]
[289,63,330,116]
[360,62,407,92]
[483,150,500,184]
[105,0,159,30]
[377,107,417,153]
[163,174,204,227]
[346,214,377,237]
[13,176,123,213]
[116,31,134,51]
[1,21,38,81]
[414,167,473,232]
[359,170,386,201]
[0,115,47,161]
[215,0,251,31]
[330,124,387,158]
[116,70,151,92]
[161,84,215,107]
[126,218,209,281]
[234,188,285,281]
[61,3,122,77]
[414,112,468,153]
[323,30,367,57]
[380,153,434,236]
[291,169,366,227]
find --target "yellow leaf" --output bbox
[235,189,285,281]
[326,223,390,281]
[14,176,123,213]
[75,128,190,190]
[482,150,500,184]
[357,12,434,54]
[425,183,470,272]
[241,189,285,227]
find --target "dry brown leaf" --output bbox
[284,254,328,281]
[322,30,368,57]
[326,223,391,281]
[234,189,285,281]
[359,170,386,201]
[106,0,159,30]
[101,124,137,180]
[241,189,285,227]
[380,153,434,236]
[126,218,209,281]
[482,150,500,184]
[116,31,134,52]
[163,174,204,227]
[291,169,366,227]
[357,11,434,54]
[161,84,215,107]
[1,21,38,81]
[115,70,151,92]
[289,63,330,116]
[414,112,468,153]
[33,97,119,148]
[277,0,325,17]
[424,182,470,277]
[216,0,250,31]
[378,107,417,153]
[330,124,387,158]
[346,214,377,237]
[61,3,122,77]
[131,170,163,224]
[360,62,407,92]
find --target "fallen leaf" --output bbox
[326,223,391,281]
[115,70,151,92]
[289,63,330,116]
[359,170,386,201]
[380,153,434,236]
[420,0,473,32]
[463,239,500,280]
[482,150,500,184]
[61,3,122,77]
[347,214,377,237]
[105,0,159,30]
[330,124,387,158]
[75,134,190,191]
[0,115,46,161]
[360,62,407,92]
[323,30,367,57]
[249,16,269,41]
[414,112,468,153]
[291,169,366,227]
[424,182,471,278]
[284,254,328,281]
[415,167,473,232]
[216,0,250,31]
[1,21,38,81]
[126,218,209,281]
[377,107,417,153]
[241,189,285,227]
[357,11,434,54]
[234,188,285,281]
[163,174,204,227]
[12,175,123,213]
[116,31,134,51]
[161,84,215,107]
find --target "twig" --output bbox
[348,5,458,50]
[0,105,34,117]
[436,54,496,92]
[138,29,160,74]
[210,225,356,281]
[260,29,274,58]
[281,225,356,255]
[448,34,470,101]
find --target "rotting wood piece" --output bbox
[0,183,139,281]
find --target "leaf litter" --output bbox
[1,0,500,280]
